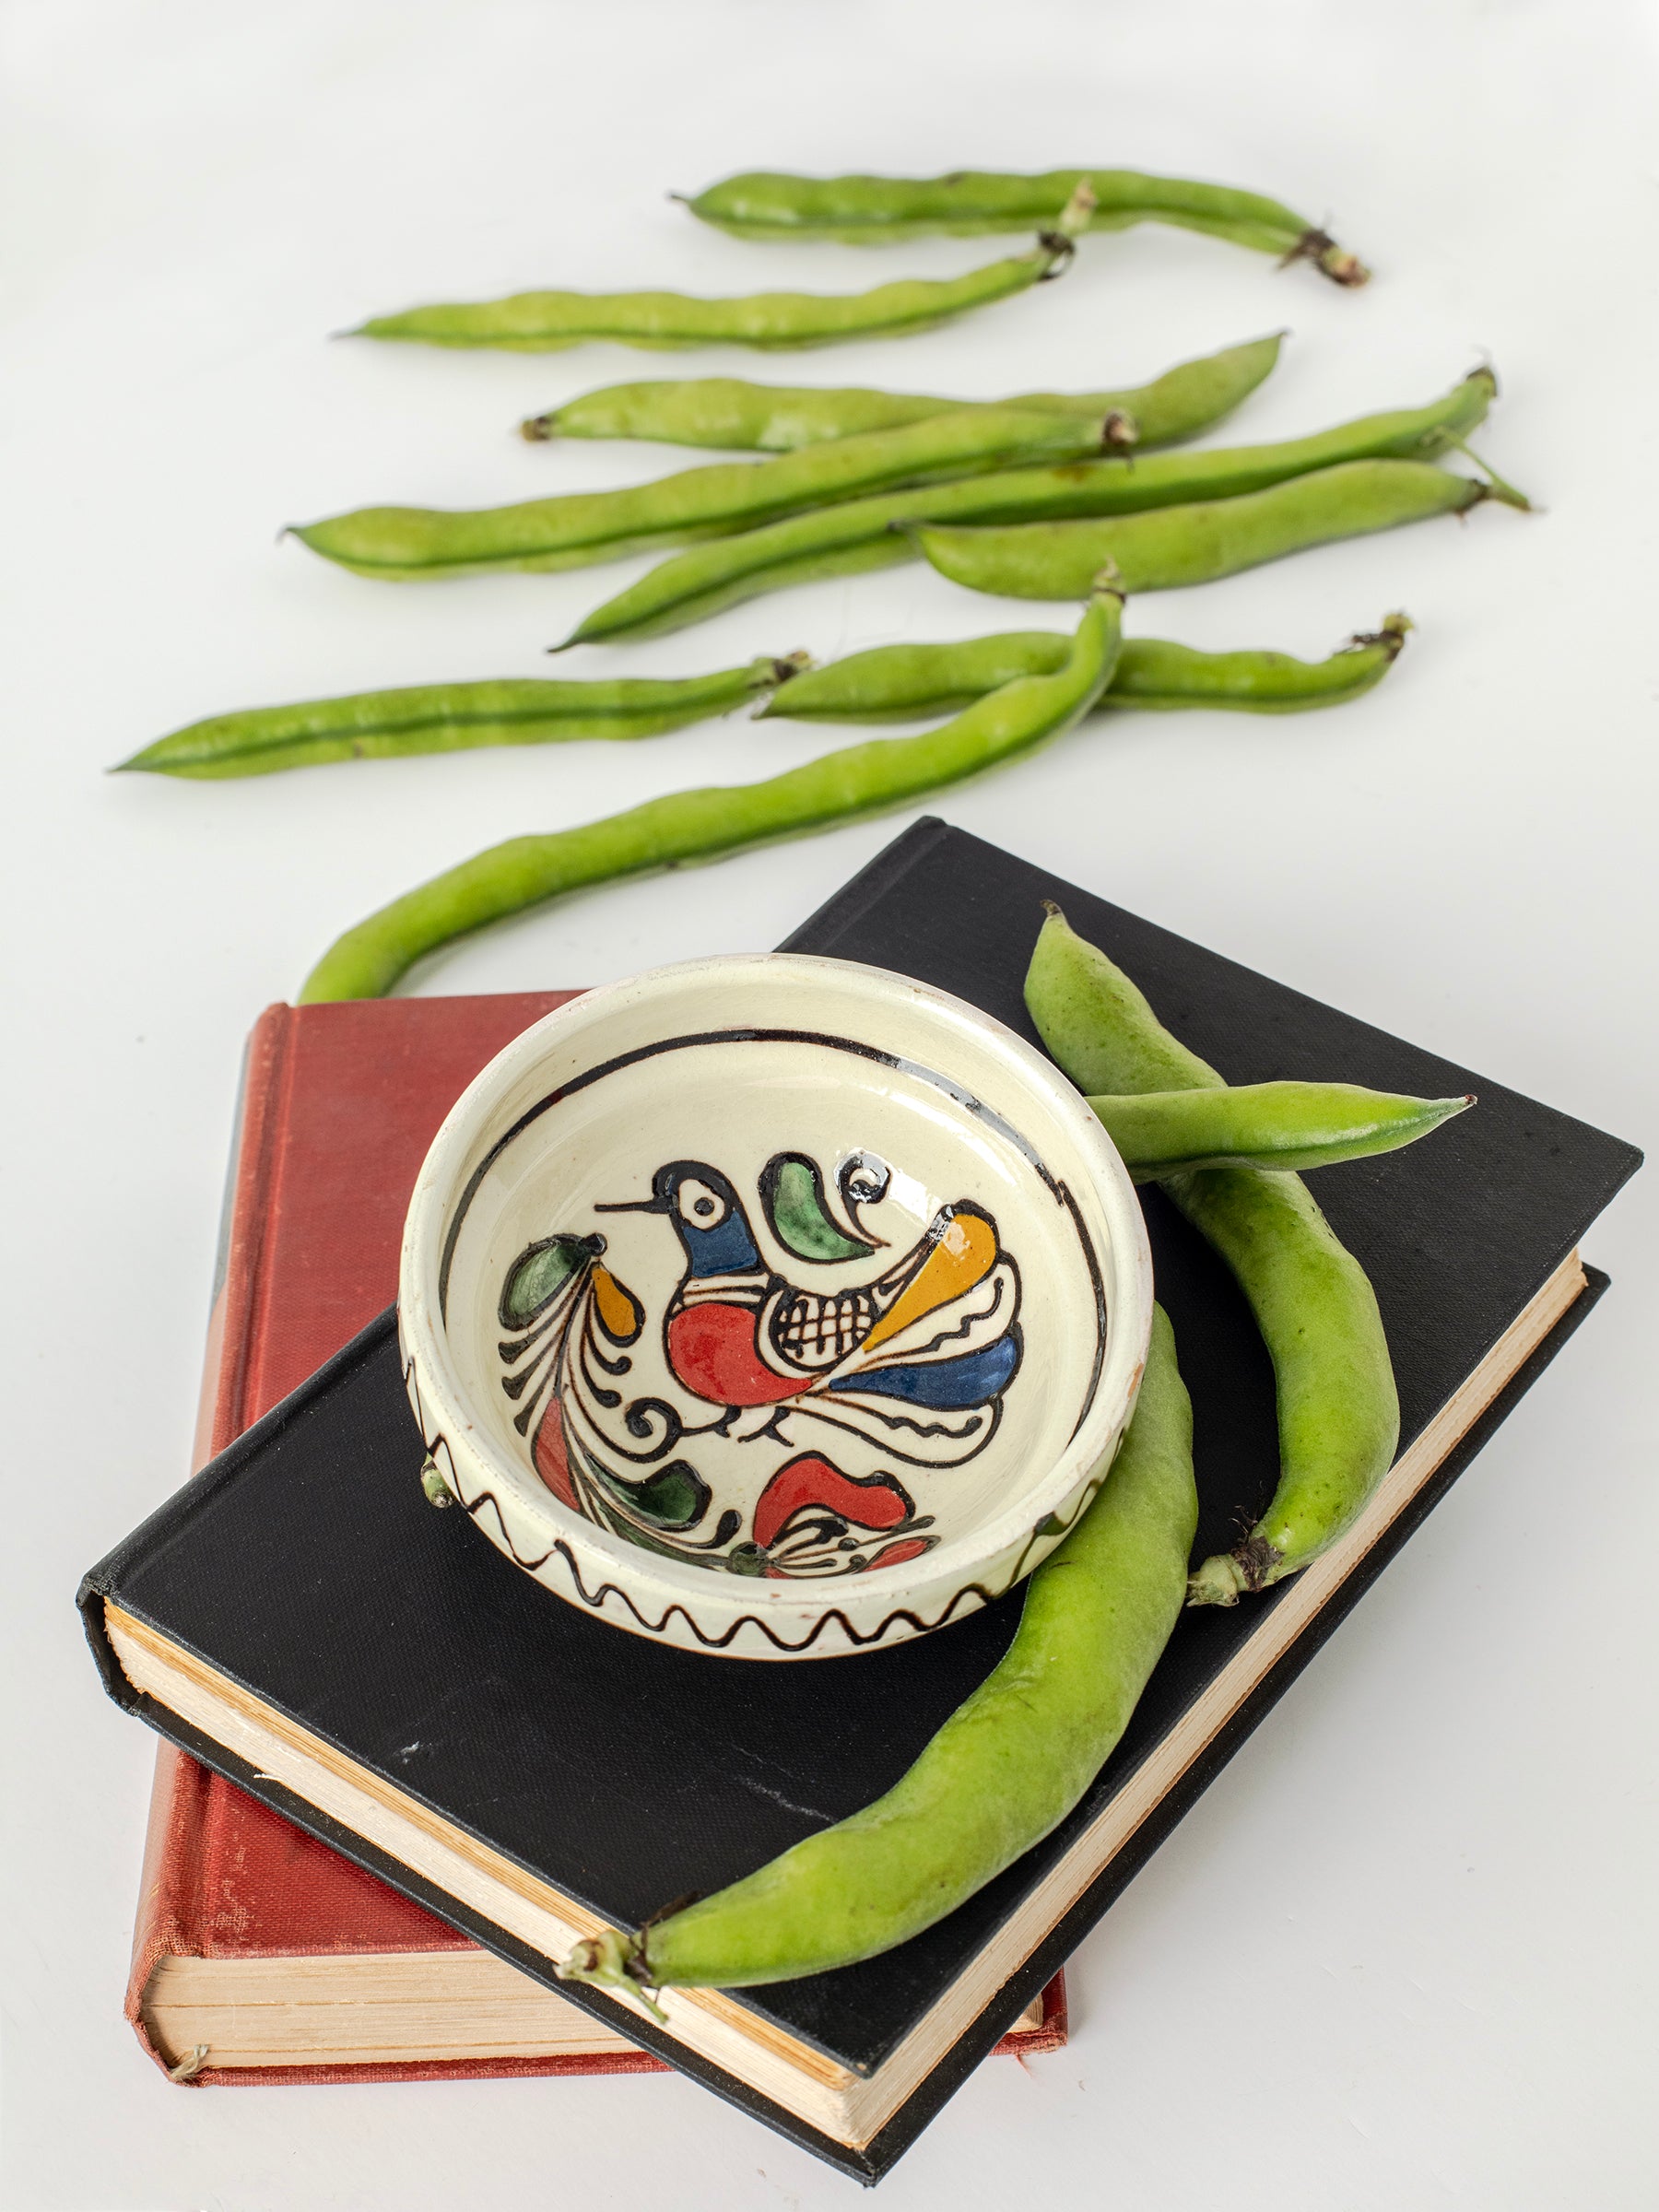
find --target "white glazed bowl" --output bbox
[399,955,1151,1660]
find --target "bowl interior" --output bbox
[414,959,1133,1593]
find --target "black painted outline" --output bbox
[436,1024,1110,1449]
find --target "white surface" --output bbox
[3,1,1655,2205]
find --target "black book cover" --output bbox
[81,821,1640,2182]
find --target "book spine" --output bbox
[125,1743,217,2075]
[129,1007,296,2079]
[198,1004,296,1463]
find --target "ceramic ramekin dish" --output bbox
[399,954,1152,1660]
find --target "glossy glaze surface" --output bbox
[400,954,1151,1656]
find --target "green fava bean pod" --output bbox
[1024,908,1401,1605]
[560,373,1503,642]
[763,616,1411,724]
[520,333,1284,452]
[347,186,1095,354]
[298,588,1123,1004]
[1090,1082,1474,1181]
[559,1302,1196,1998]
[290,404,1120,582]
[766,630,1076,722]
[682,166,1369,286]
[115,657,806,780]
[913,460,1500,602]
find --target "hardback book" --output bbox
[131,986,1062,2086]
[83,820,1641,2182]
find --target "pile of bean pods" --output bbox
[124,160,1532,1997]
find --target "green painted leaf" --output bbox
[761,1153,875,1265]
[499,1233,599,1327]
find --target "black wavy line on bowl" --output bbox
[407,1357,1120,1657]
[457,1472,1002,1653]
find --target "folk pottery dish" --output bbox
[399,953,1152,1659]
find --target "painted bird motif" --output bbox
[595,1159,1021,1465]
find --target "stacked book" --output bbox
[87,823,1638,2181]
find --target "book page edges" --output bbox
[140,1947,1048,2072]
[102,1250,1586,2147]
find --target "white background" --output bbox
[4,2,1656,2205]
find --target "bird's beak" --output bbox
[594,1194,667,1215]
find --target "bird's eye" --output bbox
[677,1177,727,1225]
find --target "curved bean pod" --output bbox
[1024,908,1400,1604]
[913,460,1497,601]
[682,166,1368,285]
[347,187,1094,354]
[297,588,1123,1004]
[763,617,1410,724]
[559,1301,1195,1998]
[1091,1082,1473,1181]
[114,657,806,781]
[290,404,1116,582]
[520,333,1283,452]
[560,374,1501,641]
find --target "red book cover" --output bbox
[130,994,1066,2086]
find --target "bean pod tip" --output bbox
[1188,1531,1287,1607]
[1033,179,1099,279]
[557,1929,666,2022]
[767,649,814,688]
[1283,227,1371,288]
[1348,610,1414,658]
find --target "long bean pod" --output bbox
[914,461,1499,602]
[347,186,1094,354]
[126,619,1407,782]
[298,588,1123,1003]
[1092,1082,1472,1180]
[560,374,1500,641]
[559,1301,1196,1998]
[290,404,1118,582]
[520,333,1283,452]
[1024,908,1401,1604]
[764,617,1410,724]
[115,657,806,781]
[683,166,1368,285]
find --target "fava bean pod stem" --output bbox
[764,616,1412,724]
[1024,908,1406,1603]
[520,333,1283,453]
[681,166,1369,286]
[560,373,1500,641]
[559,1301,1196,1998]
[115,657,807,780]
[297,587,1123,1003]
[291,403,1119,582]
[347,184,1095,353]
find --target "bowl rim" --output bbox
[398,951,1153,1644]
